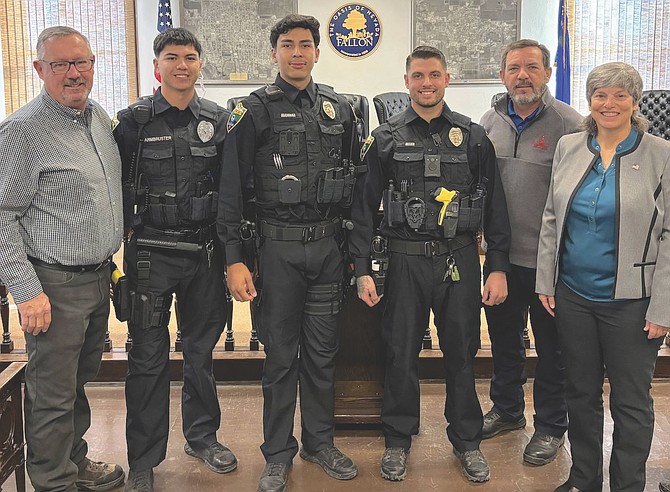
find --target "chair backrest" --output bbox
[373,92,411,124]
[491,92,506,107]
[341,93,370,143]
[639,90,670,140]
[226,96,247,112]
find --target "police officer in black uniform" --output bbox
[217,14,360,492]
[350,46,511,483]
[113,28,236,492]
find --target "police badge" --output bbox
[448,127,463,147]
[197,121,214,143]
[323,100,336,120]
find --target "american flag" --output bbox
[154,1,173,90]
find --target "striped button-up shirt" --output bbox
[0,90,122,303]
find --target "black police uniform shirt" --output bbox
[218,75,359,265]
[349,103,511,276]
[113,88,228,230]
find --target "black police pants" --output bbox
[381,242,483,452]
[555,281,661,492]
[484,264,567,437]
[256,236,342,464]
[124,239,227,471]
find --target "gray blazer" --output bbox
[536,131,670,326]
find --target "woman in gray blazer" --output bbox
[536,62,670,492]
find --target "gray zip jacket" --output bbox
[536,131,670,326]
[480,91,582,268]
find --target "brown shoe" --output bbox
[76,458,125,491]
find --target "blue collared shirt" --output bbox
[507,98,541,133]
[560,128,640,301]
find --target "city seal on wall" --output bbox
[328,3,382,59]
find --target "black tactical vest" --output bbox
[383,111,479,235]
[131,97,223,228]
[251,84,352,223]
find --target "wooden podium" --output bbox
[334,294,385,425]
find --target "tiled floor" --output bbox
[5,380,670,491]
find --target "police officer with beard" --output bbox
[114,28,236,492]
[350,46,511,483]
[217,14,361,492]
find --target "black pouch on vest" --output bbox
[317,168,345,204]
[340,173,355,207]
[424,154,441,178]
[457,194,483,232]
[278,177,301,204]
[443,200,460,239]
[148,204,179,227]
[189,191,218,221]
[279,130,300,156]
[382,188,405,228]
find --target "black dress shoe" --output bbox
[523,432,565,465]
[453,448,490,482]
[299,446,358,480]
[660,478,670,492]
[184,442,238,474]
[482,409,526,439]
[257,463,291,492]
[380,447,408,481]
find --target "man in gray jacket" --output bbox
[479,39,582,466]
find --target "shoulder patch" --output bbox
[111,112,120,131]
[360,135,375,161]
[227,102,247,133]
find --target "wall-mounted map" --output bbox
[182,0,296,83]
[413,0,518,82]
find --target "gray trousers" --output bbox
[24,263,110,492]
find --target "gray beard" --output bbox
[509,84,547,106]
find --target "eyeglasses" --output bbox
[40,58,95,74]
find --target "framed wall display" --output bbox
[413,0,519,83]
[181,0,297,83]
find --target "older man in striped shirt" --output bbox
[0,26,125,492]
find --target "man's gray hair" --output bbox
[36,26,91,59]
[581,61,649,134]
[500,39,551,71]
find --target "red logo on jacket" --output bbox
[533,136,549,150]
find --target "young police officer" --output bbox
[350,46,511,483]
[218,14,360,492]
[114,28,236,491]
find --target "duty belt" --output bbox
[259,219,340,243]
[140,224,215,244]
[389,235,474,257]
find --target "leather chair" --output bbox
[226,96,247,112]
[491,92,506,107]
[373,92,411,124]
[341,93,370,143]
[639,90,670,140]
